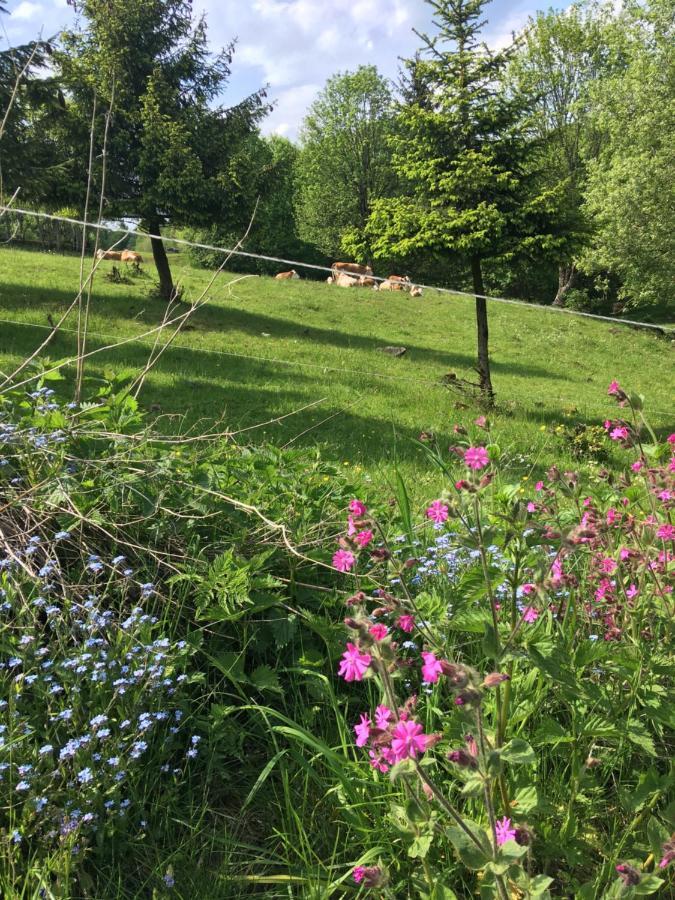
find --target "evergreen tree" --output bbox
[57,0,268,300]
[367,0,557,400]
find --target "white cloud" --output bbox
[10,1,44,20]
[3,0,556,138]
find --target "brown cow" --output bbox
[387,274,411,291]
[331,262,373,279]
[410,286,423,298]
[334,272,361,288]
[275,269,300,280]
[95,249,123,261]
[358,275,379,288]
[121,249,144,264]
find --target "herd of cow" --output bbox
[95,250,421,296]
[275,261,423,296]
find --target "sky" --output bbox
[1,0,558,139]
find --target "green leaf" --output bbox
[482,623,500,659]
[250,665,282,694]
[529,874,554,898]
[447,822,491,870]
[634,875,664,895]
[393,468,415,545]
[513,784,539,814]
[501,738,536,766]
[626,723,657,757]
[646,816,670,862]
[532,718,573,747]
[408,833,433,859]
[426,885,458,900]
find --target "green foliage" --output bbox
[581,0,675,311]
[296,65,396,261]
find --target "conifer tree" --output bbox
[368,0,553,400]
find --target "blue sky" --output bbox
[2,0,561,138]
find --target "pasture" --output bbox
[0,245,672,496]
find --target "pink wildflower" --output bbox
[658,490,672,502]
[474,415,487,428]
[391,720,429,761]
[670,457,675,473]
[607,380,621,396]
[397,614,415,633]
[668,434,675,445]
[349,499,368,516]
[522,606,539,624]
[347,516,357,536]
[600,557,617,574]
[535,480,544,491]
[657,524,675,541]
[527,501,537,513]
[369,749,389,773]
[421,651,444,684]
[610,426,629,441]
[369,623,388,641]
[619,548,631,561]
[354,714,371,747]
[464,446,489,470]
[495,817,517,846]
[631,460,644,472]
[550,557,563,584]
[353,866,366,883]
[521,583,536,595]
[338,643,371,682]
[426,500,449,524]
[333,549,356,572]
[355,529,373,548]
[374,705,392,730]
[606,508,617,524]
[626,584,639,600]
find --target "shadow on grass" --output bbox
[0,281,564,381]
[1,319,644,473]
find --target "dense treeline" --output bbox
[0,0,672,317]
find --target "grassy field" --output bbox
[0,245,672,496]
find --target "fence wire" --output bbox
[1,204,672,335]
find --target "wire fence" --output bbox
[1,204,673,335]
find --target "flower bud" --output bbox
[514,824,534,846]
[585,756,602,768]
[479,473,493,488]
[343,617,360,630]
[370,548,391,561]
[615,863,640,887]
[404,557,418,569]
[464,733,478,758]
[346,591,366,607]
[448,748,478,769]
[482,672,510,688]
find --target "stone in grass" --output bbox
[378,346,407,357]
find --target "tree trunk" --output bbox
[552,263,576,307]
[471,255,494,403]
[149,218,175,301]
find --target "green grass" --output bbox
[0,245,672,497]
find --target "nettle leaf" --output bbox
[426,884,458,900]
[501,738,536,766]
[447,822,491,870]
[626,722,657,757]
[250,665,282,694]
[528,874,554,898]
[447,606,492,633]
[532,718,572,746]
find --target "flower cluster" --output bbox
[0,520,198,855]
[332,499,374,572]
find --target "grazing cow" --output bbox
[410,286,423,298]
[95,249,123,261]
[121,249,144,264]
[275,269,299,280]
[331,261,373,279]
[334,272,360,288]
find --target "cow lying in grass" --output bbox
[275,270,299,280]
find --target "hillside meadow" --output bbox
[0,245,672,500]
